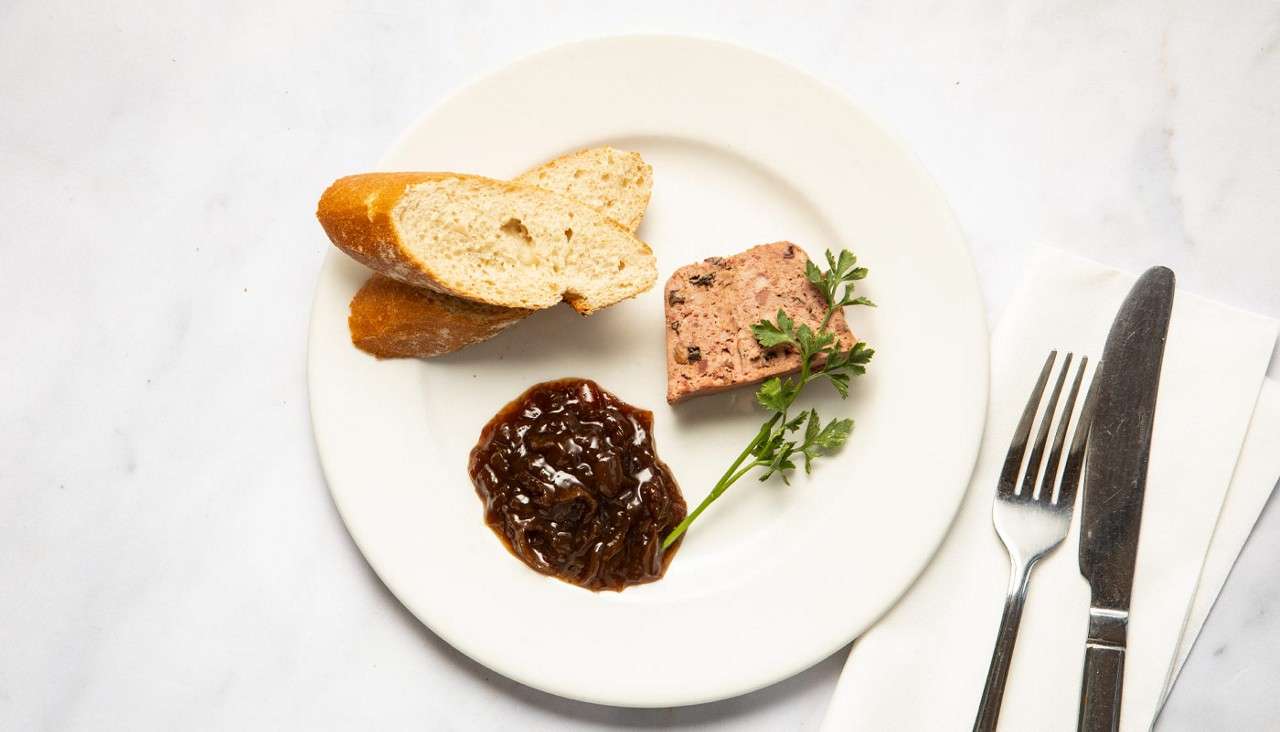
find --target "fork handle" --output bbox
[973,559,1034,732]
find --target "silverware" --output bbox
[1077,267,1176,732]
[973,350,1095,732]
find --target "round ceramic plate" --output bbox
[308,36,988,707]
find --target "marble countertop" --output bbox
[3,1,1278,729]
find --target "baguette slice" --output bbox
[318,172,656,313]
[348,274,533,359]
[345,147,653,358]
[512,146,652,232]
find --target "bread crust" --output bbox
[348,274,533,358]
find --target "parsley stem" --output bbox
[819,306,836,334]
[662,414,779,549]
[723,460,767,487]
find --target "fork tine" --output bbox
[997,352,1057,497]
[1040,356,1087,504]
[1020,353,1072,498]
[1055,359,1100,509]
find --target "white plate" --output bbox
[308,36,988,708]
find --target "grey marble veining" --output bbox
[2,1,1278,729]
[1158,479,1280,731]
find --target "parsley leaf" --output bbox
[755,377,790,413]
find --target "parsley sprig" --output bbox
[662,250,876,548]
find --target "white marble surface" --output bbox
[2,1,1278,729]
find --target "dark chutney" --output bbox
[468,378,686,591]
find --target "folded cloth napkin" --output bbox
[821,247,1278,731]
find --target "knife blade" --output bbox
[1077,266,1175,732]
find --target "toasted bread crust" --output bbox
[348,274,533,358]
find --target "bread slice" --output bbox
[664,242,856,404]
[317,171,656,313]
[511,146,652,232]
[349,274,533,358]
[343,147,653,359]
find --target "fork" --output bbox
[972,351,1095,732]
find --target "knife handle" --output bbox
[1077,642,1125,732]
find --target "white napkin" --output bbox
[821,247,1278,731]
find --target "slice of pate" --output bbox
[664,241,857,404]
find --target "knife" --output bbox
[1077,266,1176,732]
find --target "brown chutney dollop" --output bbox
[468,378,686,591]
